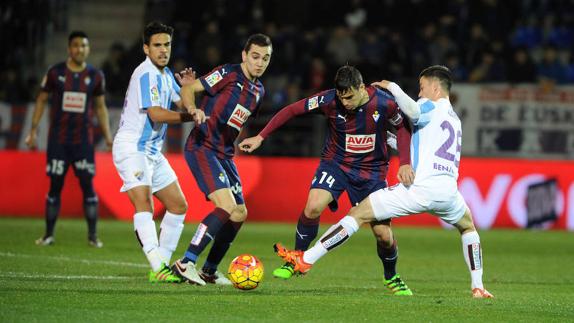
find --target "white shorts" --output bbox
[112,142,177,193]
[368,183,467,225]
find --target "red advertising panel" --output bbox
[0,151,572,230]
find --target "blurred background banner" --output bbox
[1,151,572,230]
[2,84,574,159]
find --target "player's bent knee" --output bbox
[304,202,326,218]
[168,201,188,215]
[230,205,248,222]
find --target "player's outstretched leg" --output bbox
[200,219,243,285]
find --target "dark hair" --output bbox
[143,21,174,45]
[334,65,363,92]
[68,31,88,45]
[419,65,452,93]
[243,33,272,53]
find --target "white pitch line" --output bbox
[0,272,137,280]
[0,251,148,268]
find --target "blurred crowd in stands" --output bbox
[1,0,573,155]
[2,0,574,105]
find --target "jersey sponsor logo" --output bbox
[205,70,223,87]
[372,111,380,122]
[390,112,403,126]
[62,91,87,113]
[345,134,376,153]
[227,104,251,131]
[307,96,319,110]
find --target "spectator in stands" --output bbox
[507,47,537,83]
[537,45,568,84]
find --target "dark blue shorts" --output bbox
[46,143,95,177]
[184,148,244,204]
[310,160,387,212]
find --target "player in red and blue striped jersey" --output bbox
[172,34,272,285]
[240,66,414,295]
[25,31,113,248]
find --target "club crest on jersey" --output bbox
[372,111,380,122]
[227,104,251,131]
[133,170,144,181]
[307,96,319,110]
[345,134,376,153]
[218,172,226,183]
[84,76,91,86]
[205,70,223,87]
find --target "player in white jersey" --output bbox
[113,22,206,283]
[273,65,494,299]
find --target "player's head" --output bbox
[334,65,365,111]
[142,21,174,69]
[241,33,272,79]
[418,65,452,100]
[67,31,89,65]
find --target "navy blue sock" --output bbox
[183,207,230,264]
[83,196,98,240]
[203,220,243,274]
[377,239,398,280]
[294,212,320,251]
[45,196,61,237]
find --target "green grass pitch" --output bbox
[0,217,573,322]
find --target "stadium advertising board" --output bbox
[1,152,572,231]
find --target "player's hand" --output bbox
[25,131,37,149]
[239,135,263,153]
[371,80,391,90]
[189,108,206,125]
[397,164,415,186]
[175,67,196,86]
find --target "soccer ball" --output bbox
[227,254,264,290]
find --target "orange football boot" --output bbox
[273,243,312,274]
[472,288,494,298]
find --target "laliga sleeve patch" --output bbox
[307,96,319,110]
[205,70,223,87]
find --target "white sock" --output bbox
[134,212,162,271]
[158,211,185,264]
[303,216,359,264]
[461,231,484,289]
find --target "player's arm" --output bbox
[173,69,206,123]
[238,98,308,153]
[372,80,420,120]
[147,106,203,124]
[25,90,49,149]
[94,95,113,150]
